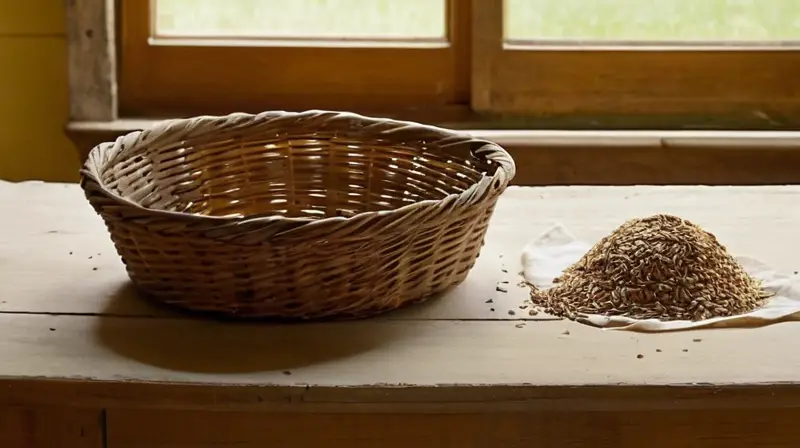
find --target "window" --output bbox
[120,0,470,119]
[118,0,800,129]
[477,0,800,129]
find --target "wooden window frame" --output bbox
[71,0,800,128]
[472,0,800,130]
[66,0,800,185]
[67,0,117,122]
[118,0,472,119]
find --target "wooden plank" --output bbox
[0,406,103,448]
[483,48,800,129]
[6,378,800,413]
[1,182,798,316]
[66,0,117,121]
[1,312,800,390]
[1,182,798,412]
[469,0,501,112]
[0,37,80,182]
[106,408,800,448]
[0,0,65,35]
[0,180,532,319]
[66,122,800,185]
[504,143,800,185]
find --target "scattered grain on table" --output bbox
[527,214,770,322]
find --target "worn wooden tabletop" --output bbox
[1,181,799,411]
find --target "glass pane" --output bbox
[505,0,800,42]
[154,0,446,40]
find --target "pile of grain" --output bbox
[529,214,770,321]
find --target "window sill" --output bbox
[66,120,800,186]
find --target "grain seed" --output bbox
[527,214,769,322]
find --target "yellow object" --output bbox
[0,0,79,182]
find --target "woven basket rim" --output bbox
[80,109,516,226]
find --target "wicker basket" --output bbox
[80,110,516,320]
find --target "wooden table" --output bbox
[1,181,799,447]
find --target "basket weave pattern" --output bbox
[81,110,515,319]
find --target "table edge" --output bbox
[3,377,799,413]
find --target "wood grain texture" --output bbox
[2,312,800,389]
[0,37,80,182]
[0,184,800,406]
[67,0,117,121]
[1,182,799,414]
[470,0,501,112]
[105,408,800,448]
[0,407,103,448]
[17,307,800,388]
[484,49,800,128]
[3,182,799,316]
[5,378,800,413]
[0,180,531,319]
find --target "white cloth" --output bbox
[521,225,800,332]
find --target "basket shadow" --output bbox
[93,282,406,374]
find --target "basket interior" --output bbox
[103,131,497,219]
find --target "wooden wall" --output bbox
[0,0,80,182]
